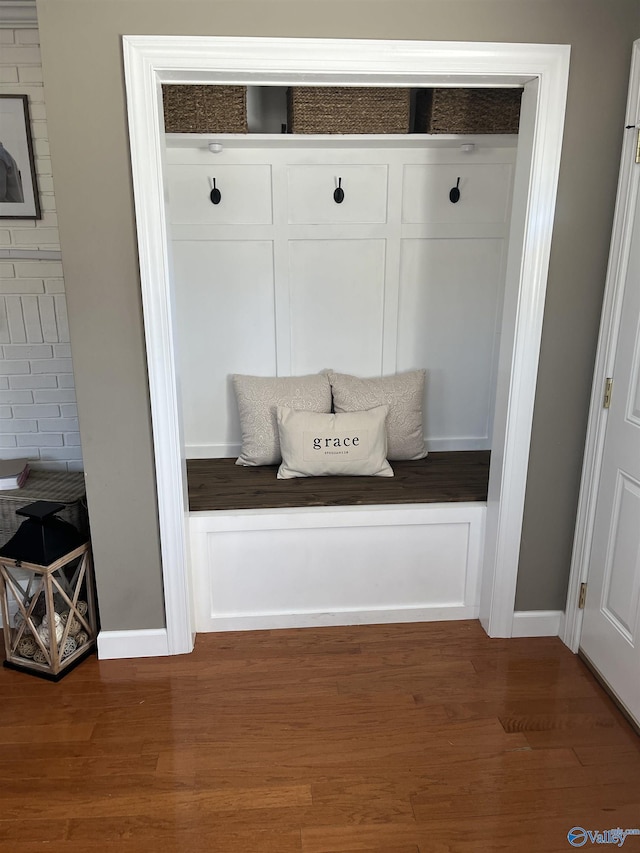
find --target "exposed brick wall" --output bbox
[0,25,82,472]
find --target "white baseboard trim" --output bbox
[511,610,564,638]
[97,628,169,660]
[204,605,479,633]
[186,443,240,459]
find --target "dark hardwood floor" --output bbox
[1,620,639,852]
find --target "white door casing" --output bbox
[565,40,640,655]
[580,185,640,725]
[566,42,640,727]
[122,37,569,654]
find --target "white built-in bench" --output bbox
[188,451,489,632]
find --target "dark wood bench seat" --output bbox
[187,450,490,512]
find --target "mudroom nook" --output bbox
[165,101,516,631]
[122,36,569,653]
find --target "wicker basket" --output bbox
[0,471,89,544]
[415,88,522,135]
[287,86,410,134]
[162,85,248,134]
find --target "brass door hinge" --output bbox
[578,582,588,609]
[603,377,613,409]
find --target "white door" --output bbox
[579,45,640,727]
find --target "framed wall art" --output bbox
[0,95,41,219]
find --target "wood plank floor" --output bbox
[1,621,639,852]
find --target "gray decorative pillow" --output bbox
[328,369,427,461]
[233,373,332,466]
[276,405,393,479]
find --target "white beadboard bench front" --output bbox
[188,452,487,632]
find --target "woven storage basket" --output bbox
[288,87,410,134]
[0,470,89,544]
[162,85,248,134]
[415,88,522,134]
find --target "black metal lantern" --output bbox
[0,501,97,680]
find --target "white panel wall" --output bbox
[169,164,273,225]
[397,238,506,447]
[402,163,513,224]
[172,240,277,456]
[289,239,386,376]
[166,139,515,458]
[0,25,82,472]
[287,164,388,224]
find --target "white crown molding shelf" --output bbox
[165,132,519,150]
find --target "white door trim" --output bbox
[122,36,570,655]
[564,40,640,653]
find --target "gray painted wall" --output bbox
[36,0,639,629]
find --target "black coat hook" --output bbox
[449,177,461,204]
[334,177,345,204]
[210,178,221,205]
